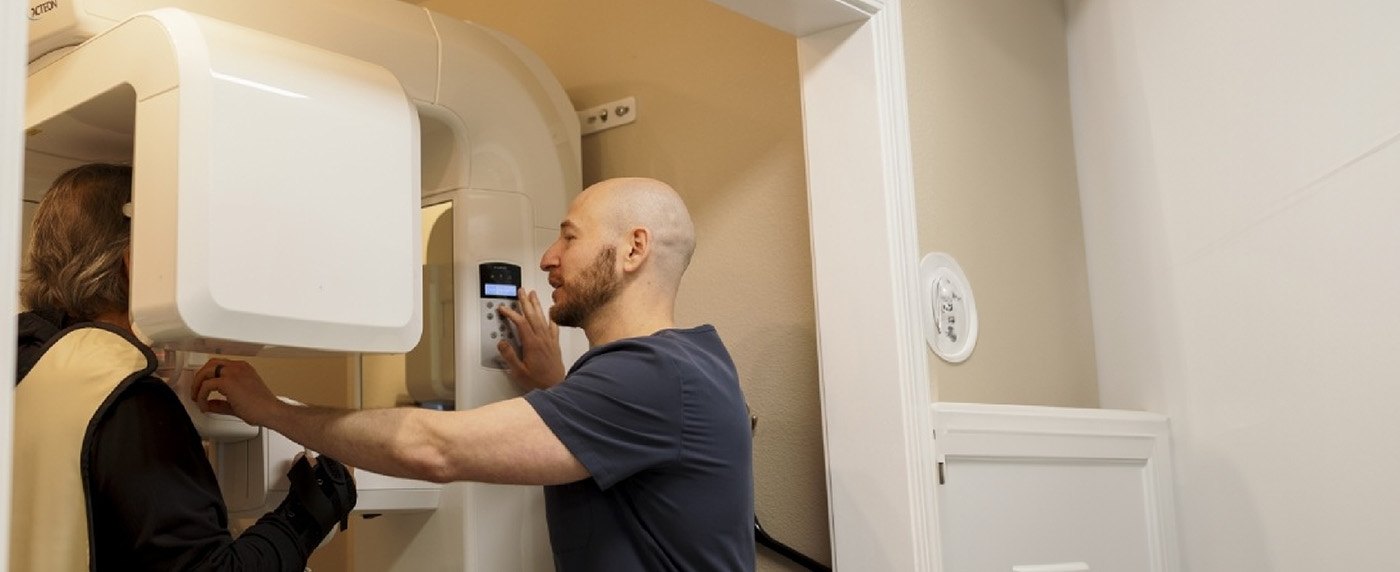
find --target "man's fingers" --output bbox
[203,398,234,416]
[194,376,224,410]
[191,358,239,408]
[520,289,536,323]
[191,361,217,404]
[501,292,552,340]
[498,304,527,332]
[526,289,548,330]
[498,339,525,371]
[527,289,557,339]
[192,359,218,385]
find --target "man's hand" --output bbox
[191,359,284,427]
[497,288,566,390]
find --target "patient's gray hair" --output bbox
[21,163,133,321]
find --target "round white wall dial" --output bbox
[919,252,978,363]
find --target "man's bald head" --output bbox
[579,177,697,285]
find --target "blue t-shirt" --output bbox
[524,325,755,572]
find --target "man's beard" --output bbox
[550,246,622,328]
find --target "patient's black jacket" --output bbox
[13,309,338,571]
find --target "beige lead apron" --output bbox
[11,326,152,572]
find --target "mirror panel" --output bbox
[362,200,456,409]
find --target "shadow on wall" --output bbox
[733,322,830,570]
[1178,448,1272,572]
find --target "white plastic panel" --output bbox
[432,15,581,230]
[27,9,423,354]
[29,0,441,101]
[353,470,443,514]
[26,0,119,62]
[455,189,534,408]
[183,13,421,350]
[417,107,473,198]
[25,14,176,126]
[216,426,295,515]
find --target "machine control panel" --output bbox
[479,262,521,369]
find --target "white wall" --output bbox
[0,4,24,568]
[1066,1,1400,570]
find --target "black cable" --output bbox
[755,516,830,572]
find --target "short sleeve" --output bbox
[525,341,684,489]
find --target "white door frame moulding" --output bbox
[0,1,934,569]
[0,5,26,569]
[708,1,937,570]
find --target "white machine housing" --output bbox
[26,1,583,570]
[27,8,423,354]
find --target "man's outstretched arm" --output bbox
[191,360,587,486]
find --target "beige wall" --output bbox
[904,0,1099,407]
[419,0,828,569]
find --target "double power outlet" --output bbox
[577,96,637,136]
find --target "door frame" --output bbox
[0,5,25,567]
[707,1,937,569]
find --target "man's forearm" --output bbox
[248,394,587,486]
[262,402,447,482]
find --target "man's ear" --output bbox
[622,227,650,272]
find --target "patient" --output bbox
[12,163,356,571]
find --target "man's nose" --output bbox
[540,239,564,271]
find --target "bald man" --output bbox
[194,178,756,571]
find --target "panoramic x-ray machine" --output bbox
[24,0,581,568]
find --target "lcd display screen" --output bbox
[484,283,517,298]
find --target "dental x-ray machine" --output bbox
[24,0,582,568]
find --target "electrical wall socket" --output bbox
[577,96,637,136]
